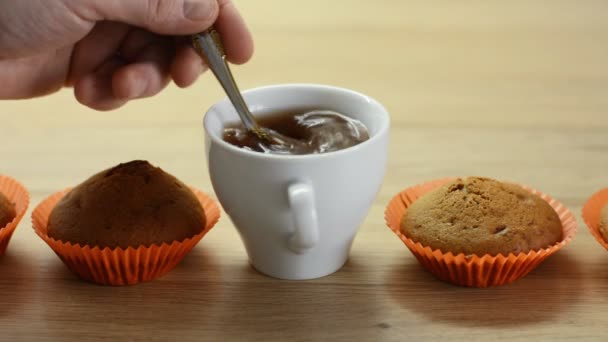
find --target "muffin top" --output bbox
[0,192,16,228]
[47,160,206,248]
[598,204,608,242]
[401,177,563,256]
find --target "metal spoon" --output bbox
[191,29,308,153]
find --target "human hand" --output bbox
[0,0,253,110]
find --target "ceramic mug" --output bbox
[204,84,389,280]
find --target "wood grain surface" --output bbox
[1,0,607,341]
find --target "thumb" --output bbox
[82,0,219,35]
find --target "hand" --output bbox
[0,0,253,110]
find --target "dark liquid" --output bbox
[223,110,370,155]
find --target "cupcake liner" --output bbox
[385,178,577,288]
[582,188,608,250]
[0,175,30,256]
[32,186,220,286]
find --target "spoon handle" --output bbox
[191,29,259,131]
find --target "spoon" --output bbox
[191,29,308,154]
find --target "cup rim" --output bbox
[203,83,390,160]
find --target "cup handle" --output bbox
[287,182,319,254]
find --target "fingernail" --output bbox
[128,78,146,99]
[183,0,218,21]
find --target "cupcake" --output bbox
[581,188,608,250]
[0,192,16,229]
[386,177,577,287]
[32,161,220,285]
[598,205,608,242]
[0,175,30,255]
[47,160,206,249]
[401,177,563,256]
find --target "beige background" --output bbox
[1,0,608,340]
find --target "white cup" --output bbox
[203,84,389,280]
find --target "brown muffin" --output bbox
[598,204,608,242]
[401,177,563,255]
[0,192,16,228]
[47,160,206,248]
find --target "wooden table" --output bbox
[1,0,607,340]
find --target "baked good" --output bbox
[47,160,205,248]
[598,204,608,241]
[401,177,562,255]
[0,192,16,228]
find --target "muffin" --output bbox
[0,192,16,228]
[582,189,608,251]
[0,175,30,256]
[598,204,608,242]
[401,177,563,256]
[47,160,206,248]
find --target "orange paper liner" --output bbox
[32,186,220,286]
[0,175,30,255]
[582,188,608,250]
[385,178,577,288]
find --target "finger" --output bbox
[171,42,207,88]
[119,28,157,62]
[112,41,173,99]
[73,57,129,111]
[80,0,219,35]
[67,22,130,86]
[215,0,254,64]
